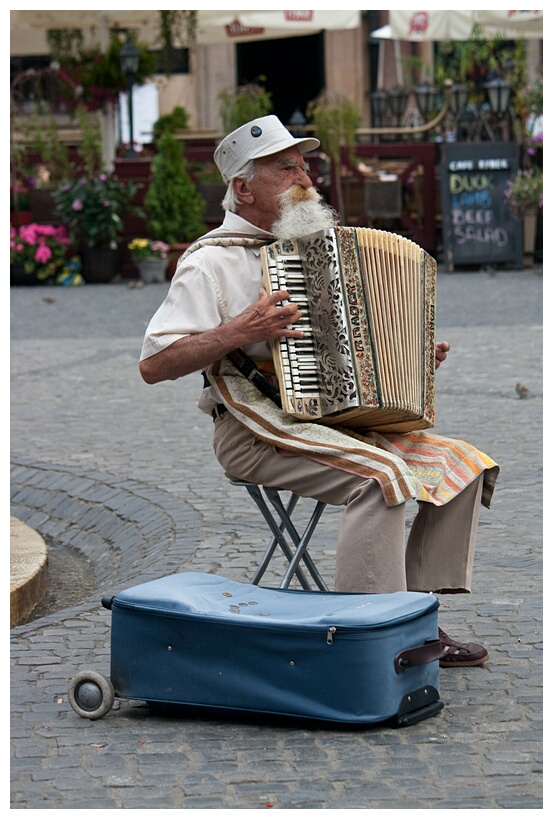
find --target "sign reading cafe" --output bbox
[440,144,522,269]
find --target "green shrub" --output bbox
[144,131,206,244]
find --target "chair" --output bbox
[226,474,330,591]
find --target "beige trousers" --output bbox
[213,412,483,595]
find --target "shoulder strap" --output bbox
[182,231,273,261]
[226,348,282,408]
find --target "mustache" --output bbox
[279,185,322,206]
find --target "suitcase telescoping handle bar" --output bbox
[394,638,445,673]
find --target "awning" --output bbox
[371,10,543,41]
[195,10,361,44]
[10,10,362,56]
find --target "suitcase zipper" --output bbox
[325,620,435,646]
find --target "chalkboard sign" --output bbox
[440,142,523,270]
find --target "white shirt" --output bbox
[140,212,274,414]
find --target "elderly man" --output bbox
[140,115,498,667]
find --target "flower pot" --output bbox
[523,211,537,261]
[80,247,121,283]
[10,263,46,287]
[137,258,168,284]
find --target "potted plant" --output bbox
[10,223,74,286]
[504,167,543,218]
[48,30,156,113]
[143,129,206,278]
[307,94,361,222]
[127,238,170,283]
[218,81,273,132]
[11,103,104,224]
[53,172,144,283]
[504,167,543,263]
[152,105,190,137]
[18,115,74,223]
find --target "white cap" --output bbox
[214,115,320,184]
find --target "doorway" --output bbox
[236,33,325,126]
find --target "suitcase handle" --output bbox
[394,638,445,673]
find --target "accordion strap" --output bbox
[225,348,282,408]
[181,231,273,261]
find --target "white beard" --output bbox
[271,186,339,240]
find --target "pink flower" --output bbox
[34,244,52,264]
[38,224,58,236]
[72,199,84,211]
[20,224,38,244]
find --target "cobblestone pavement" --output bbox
[11,266,543,810]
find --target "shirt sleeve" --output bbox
[140,260,223,361]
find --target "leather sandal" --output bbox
[438,628,489,667]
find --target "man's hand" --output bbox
[234,288,303,342]
[435,341,450,369]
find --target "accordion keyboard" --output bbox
[266,253,321,405]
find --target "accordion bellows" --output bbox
[261,226,437,433]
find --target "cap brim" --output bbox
[250,136,320,162]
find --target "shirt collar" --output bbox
[221,212,274,255]
[222,211,274,238]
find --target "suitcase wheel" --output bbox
[394,685,444,727]
[68,670,115,720]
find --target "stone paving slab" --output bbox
[10,268,543,809]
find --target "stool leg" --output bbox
[280,501,328,591]
[264,488,329,592]
[246,485,313,589]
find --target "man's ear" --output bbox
[233,176,255,205]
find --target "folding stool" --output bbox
[226,474,330,591]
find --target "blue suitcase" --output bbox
[68,572,445,726]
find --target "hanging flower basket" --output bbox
[504,168,543,220]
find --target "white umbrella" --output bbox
[371,10,543,41]
[474,10,543,40]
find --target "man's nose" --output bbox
[296,166,313,188]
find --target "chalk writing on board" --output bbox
[449,172,509,246]
[440,143,522,268]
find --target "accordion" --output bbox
[261,226,437,433]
